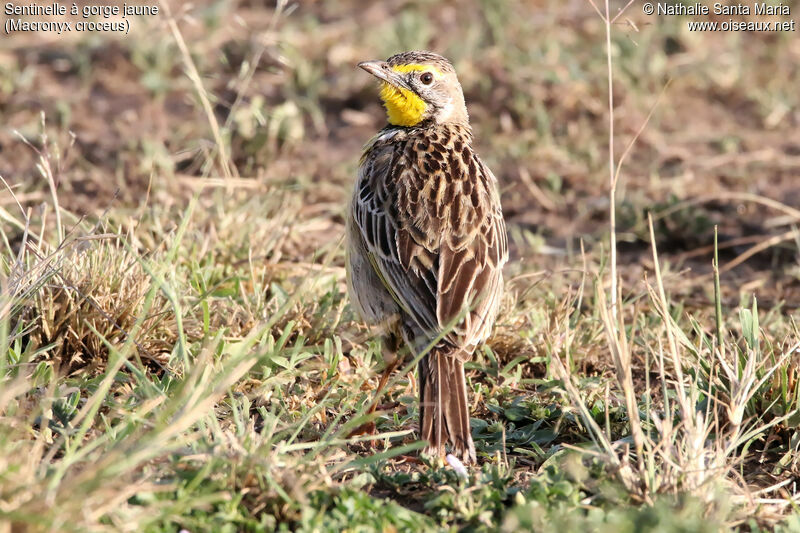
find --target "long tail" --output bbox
[419,347,476,463]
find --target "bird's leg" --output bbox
[348,359,399,440]
[367,356,400,414]
[348,334,402,440]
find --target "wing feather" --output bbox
[353,129,508,347]
[434,157,508,347]
[353,139,440,334]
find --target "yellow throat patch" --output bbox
[377,64,443,127]
[379,82,426,127]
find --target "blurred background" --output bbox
[2,2,800,528]
[2,0,799,302]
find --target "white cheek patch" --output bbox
[436,98,454,122]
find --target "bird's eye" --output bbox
[420,72,434,85]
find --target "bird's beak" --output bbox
[358,61,408,89]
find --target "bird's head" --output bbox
[359,51,468,128]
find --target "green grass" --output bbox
[2,0,800,531]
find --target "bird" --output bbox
[346,51,508,464]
